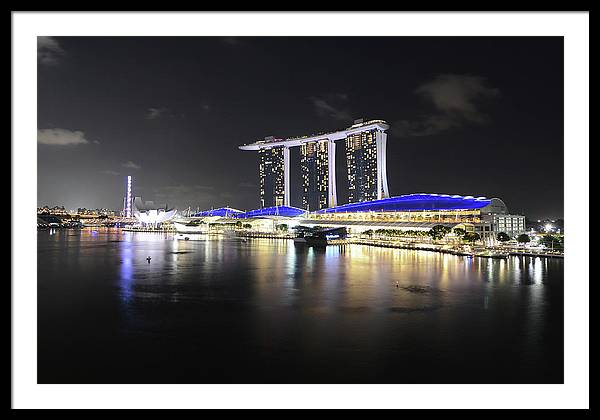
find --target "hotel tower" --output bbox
[240,119,390,209]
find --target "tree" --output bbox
[428,225,452,241]
[541,234,563,250]
[363,229,373,237]
[276,224,288,232]
[496,232,510,242]
[235,220,242,228]
[243,223,252,229]
[517,234,530,244]
[453,227,467,238]
[463,232,481,243]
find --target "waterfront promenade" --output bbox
[115,226,563,259]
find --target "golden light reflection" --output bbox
[497,259,507,283]
[529,257,544,285]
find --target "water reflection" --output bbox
[119,235,134,304]
[38,230,564,383]
[529,257,544,285]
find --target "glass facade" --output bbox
[345,129,379,203]
[259,147,286,208]
[300,140,329,211]
[309,209,484,224]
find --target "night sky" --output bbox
[37,36,564,219]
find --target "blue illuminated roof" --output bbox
[192,207,243,217]
[316,194,491,214]
[235,205,306,219]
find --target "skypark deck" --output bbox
[239,119,389,150]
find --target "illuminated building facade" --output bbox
[259,146,288,208]
[240,119,388,209]
[346,129,378,203]
[133,197,177,227]
[301,140,331,211]
[479,198,526,238]
[345,122,389,203]
[193,194,524,244]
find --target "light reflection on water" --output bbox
[119,234,133,304]
[44,230,560,311]
[38,229,564,383]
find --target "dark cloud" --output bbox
[38,36,66,66]
[145,107,168,120]
[310,94,352,121]
[38,128,88,146]
[145,107,187,120]
[393,74,500,137]
[122,161,141,170]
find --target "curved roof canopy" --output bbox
[192,207,243,218]
[316,193,491,214]
[234,205,306,219]
[478,198,508,215]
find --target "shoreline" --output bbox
[54,227,564,259]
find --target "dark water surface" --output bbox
[38,229,564,383]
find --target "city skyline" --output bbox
[38,36,564,219]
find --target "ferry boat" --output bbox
[304,227,348,247]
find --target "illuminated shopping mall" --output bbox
[189,193,525,242]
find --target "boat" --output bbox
[304,227,348,247]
